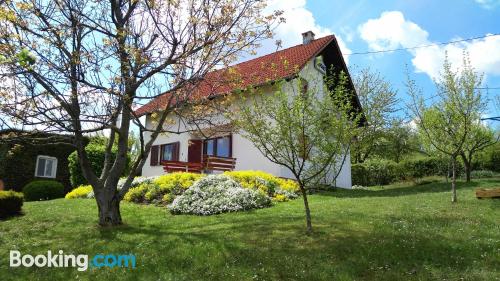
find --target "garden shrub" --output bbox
[224,170,277,195]
[144,185,162,203]
[272,194,287,202]
[123,183,151,203]
[154,172,204,195]
[224,170,299,200]
[353,157,466,186]
[169,174,271,215]
[0,190,24,218]
[403,157,464,180]
[118,176,159,191]
[68,139,130,187]
[488,149,500,172]
[352,159,403,186]
[65,185,93,199]
[471,170,497,179]
[351,164,368,186]
[121,171,299,205]
[162,193,175,204]
[22,180,64,201]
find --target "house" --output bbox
[0,129,77,192]
[135,32,363,188]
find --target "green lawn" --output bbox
[1,178,499,281]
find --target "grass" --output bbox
[1,178,499,281]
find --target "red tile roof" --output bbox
[135,35,336,116]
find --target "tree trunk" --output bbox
[299,186,313,233]
[451,157,458,203]
[96,192,122,226]
[460,153,471,182]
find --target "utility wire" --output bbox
[345,33,500,55]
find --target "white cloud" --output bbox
[358,11,500,80]
[255,0,351,63]
[474,0,500,9]
[359,11,429,51]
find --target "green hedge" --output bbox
[0,142,75,192]
[68,141,130,187]
[352,157,463,186]
[22,180,65,201]
[352,159,403,186]
[0,190,24,218]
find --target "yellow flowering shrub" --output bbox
[154,172,204,194]
[224,170,299,200]
[123,183,149,203]
[276,178,300,193]
[144,185,161,202]
[224,170,278,195]
[65,185,92,199]
[272,194,288,202]
[162,193,175,204]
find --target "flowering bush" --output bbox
[118,176,159,191]
[121,176,163,203]
[66,176,160,200]
[169,175,271,215]
[154,173,204,195]
[66,171,298,206]
[65,185,93,199]
[123,183,151,203]
[224,170,277,195]
[224,170,299,201]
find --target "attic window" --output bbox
[35,155,58,178]
[314,56,326,74]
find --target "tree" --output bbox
[0,0,280,226]
[228,72,361,233]
[351,67,398,163]
[407,55,486,203]
[383,119,421,163]
[460,124,497,182]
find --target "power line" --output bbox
[476,87,500,90]
[345,33,500,55]
[481,116,500,121]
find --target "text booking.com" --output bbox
[10,250,136,271]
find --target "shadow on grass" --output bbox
[83,210,498,281]
[3,191,499,281]
[324,180,483,198]
[0,212,25,221]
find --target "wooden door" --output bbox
[188,139,203,163]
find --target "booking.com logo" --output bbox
[10,250,136,271]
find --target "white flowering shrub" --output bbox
[117,176,159,191]
[168,175,271,215]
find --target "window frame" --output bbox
[203,135,232,158]
[160,142,180,162]
[35,155,58,178]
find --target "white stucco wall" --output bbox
[140,57,353,188]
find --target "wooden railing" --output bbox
[161,160,204,173]
[162,155,236,173]
[203,155,236,171]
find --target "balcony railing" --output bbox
[161,155,236,173]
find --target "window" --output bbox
[160,142,179,161]
[204,136,231,158]
[35,155,57,178]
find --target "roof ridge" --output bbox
[227,34,335,69]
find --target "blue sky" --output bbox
[256,0,500,123]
